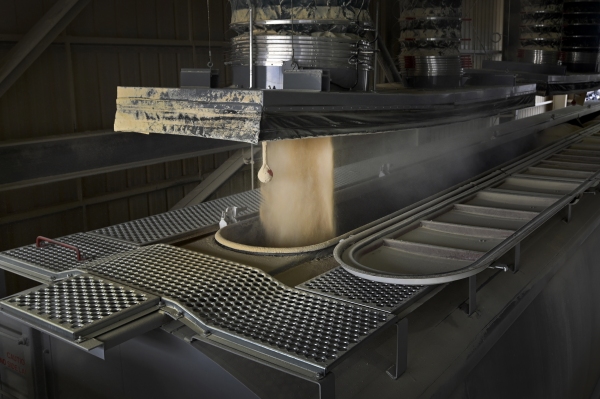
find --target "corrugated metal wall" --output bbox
[0,0,256,252]
[462,0,505,68]
[0,0,231,140]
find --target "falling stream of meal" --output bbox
[260,137,336,248]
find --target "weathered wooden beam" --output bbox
[114,87,264,144]
[0,0,91,99]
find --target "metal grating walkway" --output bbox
[297,267,427,314]
[88,245,395,374]
[0,233,139,281]
[91,189,261,245]
[0,275,159,340]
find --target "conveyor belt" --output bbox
[87,245,397,375]
[0,233,139,281]
[335,125,600,284]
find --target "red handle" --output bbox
[36,237,84,261]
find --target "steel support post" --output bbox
[468,275,477,316]
[317,373,336,399]
[512,243,521,273]
[386,318,408,380]
[565,203,573,224]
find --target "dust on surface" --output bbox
[260,137,336,248]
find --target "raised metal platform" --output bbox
[0,233,139,281]
[297,267,428,314]
[0,275,159,341]
[479,60,600,95]
[87,244,399,376]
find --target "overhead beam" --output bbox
[0,0,91,99]
[172,147,260,210]
[0,34,228,49]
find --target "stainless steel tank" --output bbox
[518,0,563,65]
[399,0,463,88]
[227,0,375,91]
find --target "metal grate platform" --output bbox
[89,245,394,373]
[0,275,159,340]
[0,233,139,280]
[297,267,428,314]
[91,190,261,245]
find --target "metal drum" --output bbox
[229,35,373,69]
[518,49,561,65]
[561,0,600,72]
[398,0,463,88]
[227,0,374,91]
[518,0,563,65]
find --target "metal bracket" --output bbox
[464,275,477,317]
[386,318,408,380]
[564,197,581,224]
[317,373,336,399]
[511,243,521,273]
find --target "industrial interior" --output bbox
[2,0,600,398]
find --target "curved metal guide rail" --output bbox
[87,245,397,376]
[335,124,600,285]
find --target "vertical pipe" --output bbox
[249,4,254,89]
[251,144,255,190]
[373,1,380,92]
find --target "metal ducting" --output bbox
[227,0,375,91]
[518,0,563,65]
[561,0,600,72]
[399,0,463,88]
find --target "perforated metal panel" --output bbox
[297,267,427,313]
[0,234,139,279]
[0,275,159,340]
[89,245,393,372]
[91,190,262,245]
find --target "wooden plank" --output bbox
[135,0,158,39]
[86,202,110,230]
[107,198,129,225]
[127,166,147,189]
[72,50,103,131]
[82,174,106,198]
[158,53,179,88]
[118,51,141,87]
[147,190,167,216]
[0,0,18,35]
[105,170,128,194]
[156,0,177,40]
[128,194,149,220]
[1,209,83,252]
[96,52,120,128]
[65,0,94,35]
[114,0,138,38]
[92,0,117,37]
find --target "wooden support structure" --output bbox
[0,0,91,99]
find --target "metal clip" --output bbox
[489,265,509,272]
[219,206,248,229]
